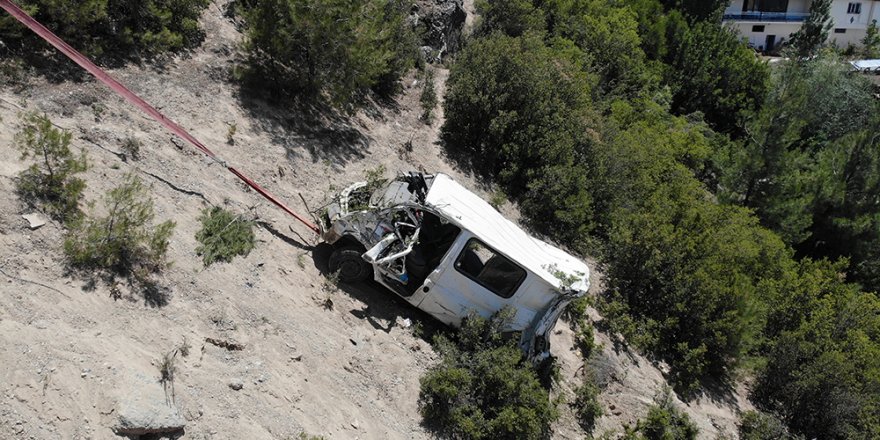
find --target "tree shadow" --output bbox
[235,86,375,167]
[311,243,445,340]
[67,267,170,308]
[1,38,192,87]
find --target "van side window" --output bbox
[454,239,526,298]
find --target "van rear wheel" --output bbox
[328,245,372,283]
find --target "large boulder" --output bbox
[413,0,467,60]
[114,371,185,436]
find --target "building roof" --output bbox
[425,173,590,292]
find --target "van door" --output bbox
[415,234,531,327]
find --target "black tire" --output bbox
[328,245,372,283]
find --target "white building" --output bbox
[724,1,880,51]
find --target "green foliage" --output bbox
[543,0,658,98]
[441,32,596,247]
[240,0,416,107]
[738,410,802,440]
[195,207,256,266]
[660,0,726,22]
[121,136,141,161]
[752,258,880,440]
[64,174,175,280]
[789,0,833,58]
[715,54,880,291]
[420,69,438,124]
[663,21,769,135]
[572,371,602,433]
[590,101,790,393]
[863,20,880,58]
[475,0,546,37]
[419,308,558,440]
[602,183,789,393]
[14,112,88,223]
[0,0,210,59]
[616,389,698,440]
[638,390,698,440]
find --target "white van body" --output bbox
[320,172,589,359]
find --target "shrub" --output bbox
[195,207,256,266]
[0,0,210,60]
[572,372,603,433]
[14,112,88,223]
[419,308,558,440]
[441,32,596,246]
[121,137,141,161]
[638,389,698,440]
[738,410,802,440]
[240,0,416,106]
[594,104,790,394]
[64,174,175,280]
[752,258,880,439]
[420,69,438,124]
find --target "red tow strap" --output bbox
[0,0,320,234]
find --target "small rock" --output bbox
[290,354,303,362]
[349,338,359,346]
[351,419,360,430]
[399,318,412,329]
[228,379,244,391]
[609,404,616,410]
[22,213,46,230]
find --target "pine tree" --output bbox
[789,0,833,58]
[863,19,880,58]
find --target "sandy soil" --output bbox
[0,2,749,439]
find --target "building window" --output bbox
[752,25,766,32]
[847,3,862,14]
[835,28,848,34]
[455,239,526,299]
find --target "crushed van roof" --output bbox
[425,174,590,292]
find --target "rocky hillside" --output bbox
[0,1,750,438]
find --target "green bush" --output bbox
[420,69,438,124]
[64,174,175,280]
[637,389,698,440]
[607,389,698,440]
[441,32,596,247]
[195,207,256,266]
[14,112,88,223]
[419,308,558,440]
[589,101,790,394]
[752,258,880,439]
[572,372,602,433]
[738,410,802,440]
[0,0,210,59]
[662,20,769,135]
[240,0,416,106]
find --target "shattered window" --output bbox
[454,239,526,299]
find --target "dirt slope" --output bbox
[0,2,748,439]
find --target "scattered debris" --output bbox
[21,213,46,230]
[205,337,245,351]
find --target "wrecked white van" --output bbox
[319,172,590,360]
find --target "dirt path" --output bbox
[0,2,748,439]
